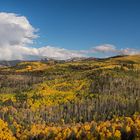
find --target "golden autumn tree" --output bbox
[0,119,16,140]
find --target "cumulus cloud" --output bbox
[91,44,116,53]
[0,12,84,60]
[0,12,139,60]
[0,13,36,47]
[0,12,38,60]
[90,44,140,56]
[118,48,140,55]
[37,46,85,60]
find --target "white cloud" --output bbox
[119,48,140,55]
[0,12,37,46]
[0,12,139,60]
[0,12,38,60]
[0,12,85,60]
[91,44,116,53]
[37,46,84,60]
[90,44,140,56]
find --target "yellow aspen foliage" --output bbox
[125,125,131,132]
[114,130,121,138]
[26,65,32,71]
[0,119,16,140]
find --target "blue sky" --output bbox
[0,0,140,59]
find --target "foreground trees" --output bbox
[0,114,140,140]
[0,119,16,140]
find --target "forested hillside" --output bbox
[0,55,140,140]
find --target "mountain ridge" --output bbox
[0,54,139,67]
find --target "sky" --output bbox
[0,0,140,60]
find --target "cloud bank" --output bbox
[0,12,84,60]
[91,44,140,56]
[0,12,139,60]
